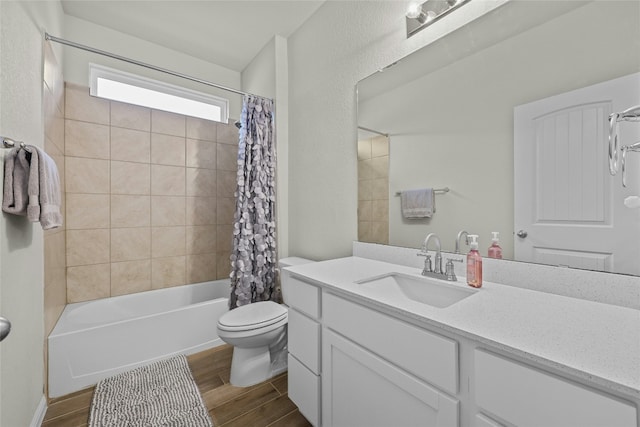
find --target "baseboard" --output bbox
[30,395,47,427]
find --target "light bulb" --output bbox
[406,2,423,19]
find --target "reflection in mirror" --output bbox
[357,0,640,275]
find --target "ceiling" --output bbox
[61,1,325,72]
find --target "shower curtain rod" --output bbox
[358,126,389,138]
[44,33,272,101]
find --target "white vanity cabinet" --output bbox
[322,292,460,427]
[474,350,638,427]
[286,276,322,426]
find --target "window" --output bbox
[89,63,229,123]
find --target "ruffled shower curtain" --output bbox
[229,95,277,309]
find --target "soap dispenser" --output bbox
[466,235,482,288]
[488,231,503,259]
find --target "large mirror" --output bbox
[357,0,640,275]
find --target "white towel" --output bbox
[2,147,30,215]
[401,188,435,219]
[26,146,62,229]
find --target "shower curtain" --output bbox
[229,95,277,309]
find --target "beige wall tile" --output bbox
[186,225,216,255]
[372,199,389,222]
[151,226,186,258]
[111,228,151,262]
[152,256,186,289]
[216,143,238,171]
[111,260,151,296]
[111,101,151,132]
[371,221,389,245]
[67,264,110,303]
[371,136,389,157]
[358,200,372,222]
[66,157,109,194]
[358,221,373,243]
[65,120,110,159]
[151,196,186,226]
[151,164,185,196]
[370,156,389,179]
[216,197,236,225]
[67,229,110,266]
[65,83,109,125]
[44,266,66,335]
[358,179,373,201]
[186,168,216,197]
[216,251,231,280]
[66,194,110,229]
[357,139,372,160]
[187,254,217,283]
[151,110,185,137]
[45,106,65,155]
[217,121,239,145]
[111,195,151,228]
[358,159,373,181]
[111,161,151,195]
[186,139,216,169]
[216,225,233,252]
[111,127,151,163]
[371,178,389,200]
[186,197,216,226]
[151,133,185,166]
[216,170,237,198]
[186,117,217,142]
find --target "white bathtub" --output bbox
[48,280,230,398]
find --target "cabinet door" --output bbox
[323,329,458,427]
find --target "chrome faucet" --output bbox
[455,230,470,254]
[419,233,443,275]
[418,233,459,281]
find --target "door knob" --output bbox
[516,230,528,238]
[0,317,11,342]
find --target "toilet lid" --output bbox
[218,301,287,332]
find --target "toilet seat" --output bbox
[218,301,287,333]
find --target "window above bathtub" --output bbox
[89,63,229,123]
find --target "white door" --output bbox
[514,73,640,275]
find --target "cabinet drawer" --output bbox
[288,308,321,374]
[475,350,637,427]
[323,292,458,395]
[288,354,320,427]
[287,276,321,319]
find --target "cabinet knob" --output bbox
[516,230,528,238]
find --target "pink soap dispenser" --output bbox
[466,235,482,288]
[488,231,503,259]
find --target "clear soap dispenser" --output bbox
[466,235,482,288]
[488,231,503,259]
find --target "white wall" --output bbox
[242,35,290,259]
[287,1,507,260]
[0,2,64,424]
[62,14,245,119]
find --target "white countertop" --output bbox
[285,256,640,399]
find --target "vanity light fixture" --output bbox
[406,0,471,38]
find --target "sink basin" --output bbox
[356,272,477,308]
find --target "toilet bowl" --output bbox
[216,257,314,387]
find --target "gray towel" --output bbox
[2,147,30,216]
[26,146,62,229]
[401,188,435,219]
[2,146,62,229]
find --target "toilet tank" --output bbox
[279,257,315,305]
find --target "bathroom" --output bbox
[1,1,639,426]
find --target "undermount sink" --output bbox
[355,272,477,308]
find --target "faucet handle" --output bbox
[444,258,462,282]
[418,252,433,275]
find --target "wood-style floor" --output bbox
[42,344,311,427]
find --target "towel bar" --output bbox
[2,136,25,149]
[395,187,449,196]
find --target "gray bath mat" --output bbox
[88,355,213,427]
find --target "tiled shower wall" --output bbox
[64,83,239,303]
[357,136,389,244]
[43,44,66,337]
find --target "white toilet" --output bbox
[217,257,314,387]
